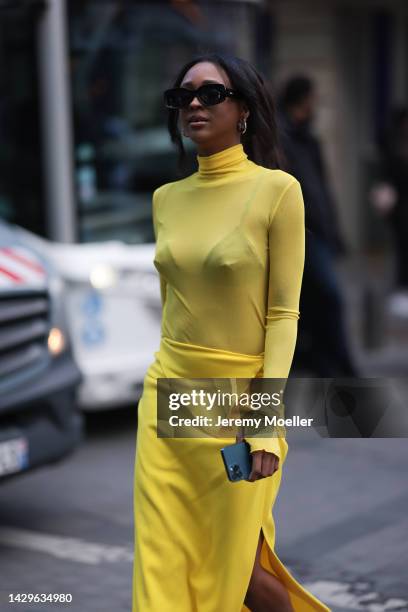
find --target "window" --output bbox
[0,3,45,236]
[67,1,267,244]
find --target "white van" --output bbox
[14,228,162,411]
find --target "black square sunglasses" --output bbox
[163,83,241,110]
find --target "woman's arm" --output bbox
[264,179,305,379]
[152,187,168,310]
[246,179,305,461]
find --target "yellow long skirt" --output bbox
[132,337,331,611]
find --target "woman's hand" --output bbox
[247,449,279,482]
[234,433,280,482]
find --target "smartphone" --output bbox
[220,440,252,482]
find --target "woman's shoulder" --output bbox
[153,176,191,202]
[152,181,173,201]
[259,166,300,191]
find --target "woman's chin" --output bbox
[188,133,212,145]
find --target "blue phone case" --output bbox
[220,440,252,482]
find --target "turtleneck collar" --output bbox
[196,143,251,180]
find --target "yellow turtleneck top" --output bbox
[152,142,305,381]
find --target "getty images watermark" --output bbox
[156,377,408,439]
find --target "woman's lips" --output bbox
[188,119,209,128]
[188,117,208,128]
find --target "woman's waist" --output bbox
[153,335,265,379]
[161,310,267,355]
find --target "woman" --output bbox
[133,52,330,612]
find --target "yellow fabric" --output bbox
[133,143,331,611]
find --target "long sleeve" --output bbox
[264,179,305,379]
[152,187,167,310]
[247,179,305,457]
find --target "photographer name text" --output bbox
[167,415,314,428]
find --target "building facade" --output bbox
[0,0,406,251]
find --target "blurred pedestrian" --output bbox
[278,75,359,376]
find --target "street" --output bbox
[0,406,407,612]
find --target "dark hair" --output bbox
[278,75,314,112]
[165,51,284,176]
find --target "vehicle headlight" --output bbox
[48,273,70,355]
[48,327,66,355]
[89,265,118,290]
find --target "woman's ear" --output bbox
[241,103,250,120]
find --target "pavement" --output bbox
[336,250,408,377]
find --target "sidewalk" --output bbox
[337,250,408,377]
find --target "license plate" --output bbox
[0,437,29,477]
